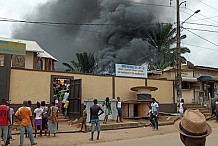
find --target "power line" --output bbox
[197,0,218,13]
[183,22,218,28]
[185,7,218,25]
[124,0,175,8]
[0,17,171,26]
[182,43,218,51]
[184,27,218,33]
[186,15,218,23]
[184,29,218,47]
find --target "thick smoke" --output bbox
[12,0,174,73]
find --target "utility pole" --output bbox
[176,0,182,101]
[172,0,199,102]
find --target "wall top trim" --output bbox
[11,68,174,81]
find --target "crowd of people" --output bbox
[0,98,59,146]
[0,94,216,146]
[53,79,70,118]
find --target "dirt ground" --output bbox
[7,119,218,146]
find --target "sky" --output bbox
[0,0,218,68]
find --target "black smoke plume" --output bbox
[13,0,174,73]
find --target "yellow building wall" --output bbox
[10,69,51,104]
[73,74,113,102]
[49,73,113,101]
[115,77,145,101]
[10,69,174,104]
[147,79,174,103]
[10,69,113,104]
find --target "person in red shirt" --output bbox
[0,99,10,146]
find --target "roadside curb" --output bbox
[12,121,175,135]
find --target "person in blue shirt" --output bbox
[150,98,159,130]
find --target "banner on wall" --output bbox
[115,64,147,78]
[0,40,26,55]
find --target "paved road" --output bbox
[83,127,218,146]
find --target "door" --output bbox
[68,79,82,120]
[0,54,11,101]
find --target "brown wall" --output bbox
[9,69,174,105]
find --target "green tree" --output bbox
[147,23,190,70]
[62,52,96,73]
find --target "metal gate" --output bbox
[68,79,82,120]
[0,55,11,101]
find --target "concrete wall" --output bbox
[25,52,33,69]
[182,89,194,103]
[194,69,218,77]
[9,69,174,106]
[115,77,145,101]
[10,69,52,104]
[73,74,113,102]
[147,79,174,103]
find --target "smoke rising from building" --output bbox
[12,0,174,73]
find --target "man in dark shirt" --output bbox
[90,99,104,141]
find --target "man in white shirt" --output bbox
[150,98,159,130]
[62,90,69,115]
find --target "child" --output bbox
[148,106,153,127]
[102,97,111,124]
[178,99,185,118]
[116,97,122,122]
[80,105,87,132]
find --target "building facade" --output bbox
[0,37,57,71]
[149,64,218,104]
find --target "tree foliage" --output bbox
[147,23,190,70]
[62,52,96,73]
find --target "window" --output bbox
[35,58,43,70]
[0,55,4,66]
[182,82,191,89]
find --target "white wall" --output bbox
[25,51,34,69]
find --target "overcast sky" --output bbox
[0,0,218,68]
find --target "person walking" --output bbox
[15,100,37,146]
[116,97,122,122]
[0,99,10,146]
[47,102,58,137]
[150,98,159,130]
[175,109,212,146]
[103,97,111,124]
[34,102,43,137]
[90,99,104,141]
[178,99,185,118]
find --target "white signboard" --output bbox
[115,64,147,78]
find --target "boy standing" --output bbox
[90,99,104,141]
[80,105,87,132]
[116,97,122,122]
